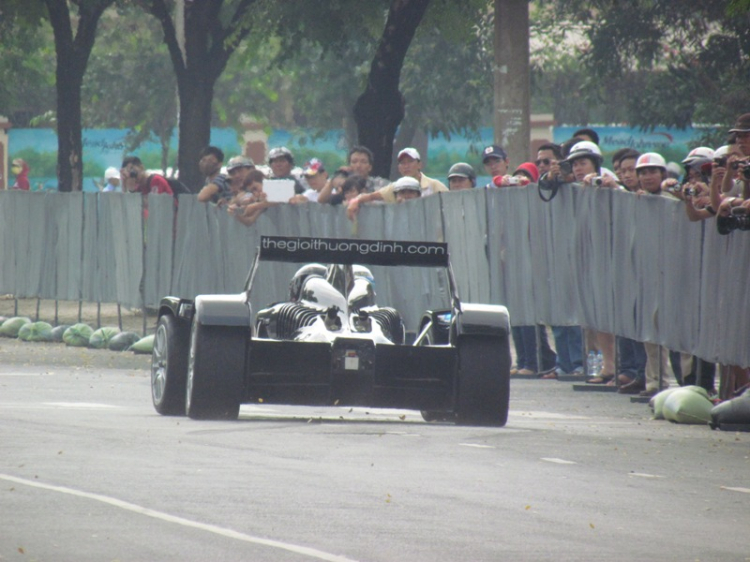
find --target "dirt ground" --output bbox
[0,295,154,370]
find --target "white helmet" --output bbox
[713,145,731,160]
[392,176,421,193]
[565,141,602,164]
[635,152,667,171]
[681,146,714,165]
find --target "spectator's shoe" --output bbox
[539,366,558,379]
[638,387,664,397]
[510,367,519,376]
[516,368,536,377]
[618,379,646,394]
[586,374,615,384]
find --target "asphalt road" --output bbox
[1,338,749,562]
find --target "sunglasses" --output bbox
[535,158,552,166]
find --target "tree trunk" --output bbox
[175,78,214,190]
[493,0,530,165]
[353,0,431,179]
[55,58,84,193]
[44,0,112,192]
[149,0,257,192]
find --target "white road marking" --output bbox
[385,431,421,437]
[0,372,55,376]
[0,473,359,562]
[628,472,664,479]
[541,458,576,465]
[509,411,590,420]
[240,405,282,413]
[43,402,119,409]
[721,486,750,494]
[459,443,495,449]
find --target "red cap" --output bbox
[513,162,540,183]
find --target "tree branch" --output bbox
[149,0,187,83]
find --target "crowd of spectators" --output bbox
[104,113,750,401]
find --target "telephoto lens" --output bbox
[717,214,750,235]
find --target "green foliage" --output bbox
[216,0,495,145]
[82,5,177,167]
[549,0,750,130]
[0,14,56,126]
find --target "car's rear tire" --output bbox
[186,321,246,420]
[419,324,456,423]
[151,314,190,416]
[455,335,511,427]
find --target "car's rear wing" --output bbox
[258,235,449,267]
[244,235,461,311]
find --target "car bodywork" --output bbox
[151,235,511,426]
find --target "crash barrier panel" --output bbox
[0,187,748,366]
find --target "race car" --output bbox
[150,235,511,426]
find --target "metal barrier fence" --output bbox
[1,187,748,366]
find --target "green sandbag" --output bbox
[63,323,94,347]
[130,334,154,354]
[18,321,54,342]
[89,326,120,349]
[0,316,32,337]
[108,331,141,352]
[50,324,71,342]
[663,386,713,425]
[650,387,680,420]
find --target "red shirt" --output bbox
[143,174,173,195]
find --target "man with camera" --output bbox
[717,114,750,220]
[659,147,716,221]
[121,156,174,197]
[120,156,174,219]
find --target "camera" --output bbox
[591,176,604,186]
[129,170,138,178]
[717,213,750,235]
[683,186,698,197]
[714,157,727,167]
[559,160,572,176]
[505,176,523,186]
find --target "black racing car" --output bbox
[150,235,511,426]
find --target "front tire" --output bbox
[186,321,246,420]
[455,335,511,427]
[151,314,190,415]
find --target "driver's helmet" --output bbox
[352,265,374,284]
[289,263,327,301]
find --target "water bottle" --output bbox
[587,351,596,377]
[595,351,603,377]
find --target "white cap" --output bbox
[635,152,667,170]
[681,146,714,165]
[104,167,120,180]
[397,147,421,161]
[392,176,421,193]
